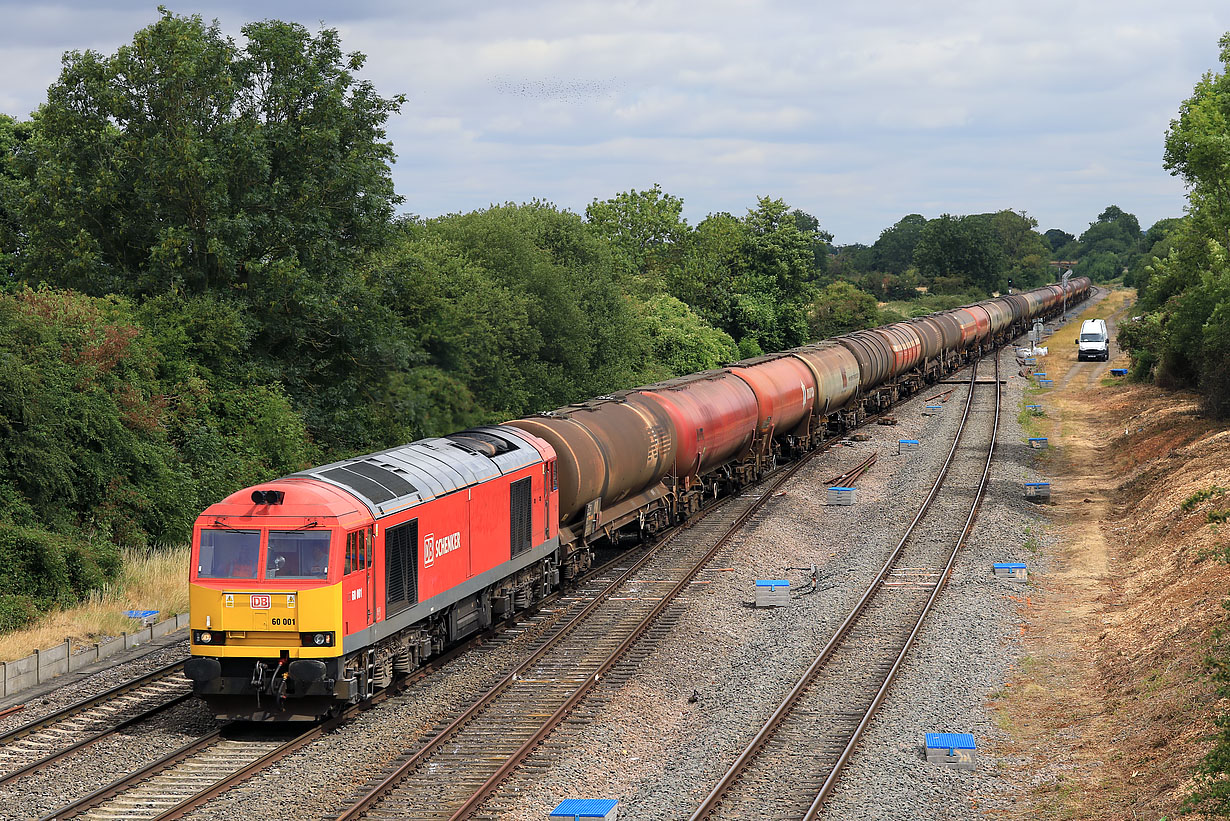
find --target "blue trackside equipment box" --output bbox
[925,732,976,769]
[550,799,618,820]
[1038,378,1053,387]
[1024,481,1051,501]
[898,439,919,454]
[1110,368,1127,376]
[993,562,1028,581]
[1028,437,1048,449]
[755,579,790,607]
[826,486,856,505]
[124,609,160,626]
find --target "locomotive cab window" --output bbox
[267,530,331,580]
[345,529,369,574]
[198,529,259,579]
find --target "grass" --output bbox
[0,546,189,662]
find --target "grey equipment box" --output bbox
[925,732,976,770]
[826,486,856,505]
[754,579,790,608]
[993,562,1028,582]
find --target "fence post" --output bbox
[33,649,40,685]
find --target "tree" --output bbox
[14,9,412,450]
[21,10,403,297]
[0,115,30,281]
[1074,205,1144,281]
[808,281,879,339]
[1043,228,1075,253]
[913,214,1003,292]
[1119,33,1230,424]
[868,214,927,275]
[585,184,688,280]
[637,295,739,378]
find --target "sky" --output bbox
[1,1,1227,244]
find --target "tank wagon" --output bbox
[184,278,1090,719]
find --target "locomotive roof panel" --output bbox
[293,425,544,517]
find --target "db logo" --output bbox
[422,531,462,567]
[250,594,271,610]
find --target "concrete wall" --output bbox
[0,612,188,698]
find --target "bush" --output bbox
[0,595,39,632]
[0,524,120,610]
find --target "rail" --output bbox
[690,355,1001,820]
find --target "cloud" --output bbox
[0,0,1224,241]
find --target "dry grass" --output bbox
[0,546,189,662]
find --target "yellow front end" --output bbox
[189,582,343,658]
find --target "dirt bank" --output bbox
[997,287,1230,819]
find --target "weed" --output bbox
[1209,510,1230,524]
[1024,537,1041,554]
[1183,486,1227,513]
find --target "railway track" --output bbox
[0,659,190,786]
[28,521,704,820]
[332,443,828,821]
[688,356,1001,820]
[25,357,993,821]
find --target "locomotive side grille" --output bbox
[510,477,532,556]
[385,519,418,616]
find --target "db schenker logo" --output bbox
[423,531,461,567]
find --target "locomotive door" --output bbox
[342,527,374,635]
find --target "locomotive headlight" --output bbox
[301,631,334,647]
[194,630,212,644]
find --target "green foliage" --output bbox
[1183,486,1227,513]
[409,202,650,415]
[913,214,1004,292]
[0,524,121,621]
[867,214,928,275]
[1210,510,1230,524]
[586,184,688,281]
[1116,35,1230,418]
[809,281,881,339]
[637,294,739,378]
[1043,228,1075,252]
[11,8,412,452]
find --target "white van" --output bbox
[1077,319,1109,361]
